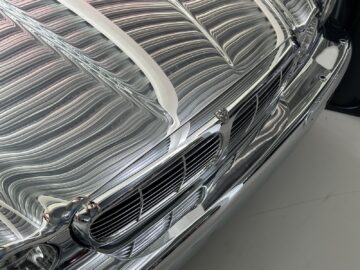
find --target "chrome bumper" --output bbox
[61,34,351,270]
[153,38,352,270]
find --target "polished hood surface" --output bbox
[0,0,289,246]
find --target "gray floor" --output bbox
[182,110,360,270]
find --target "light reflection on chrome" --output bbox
[0,0,351,269]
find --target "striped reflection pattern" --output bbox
[8,0,154,99]
[0,0,290,256]
[281,0,314,27]
[87,0,277,121]
[0,204,38,245]
[0,6,167,224]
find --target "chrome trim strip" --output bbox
[138,189,144,222]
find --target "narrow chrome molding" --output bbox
[57,0,180,134]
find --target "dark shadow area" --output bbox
[327,0,360,116]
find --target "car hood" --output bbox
[0,0,288,244]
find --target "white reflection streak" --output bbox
[58,0,180,134]
[0,212,22,240]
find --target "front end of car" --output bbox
[0,0,350,269]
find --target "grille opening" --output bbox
[89,135,221,242]
[142,158,184,213]
[185,135,221,181]
[90,193,141,241]
[258,75,281,111]
[114,188,205,259]
[229,71,283,148]
[230,97,257,143]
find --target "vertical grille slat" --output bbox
[184,136,219,160]
[90,134,221,241]
[142,189,177,213]
[186,147,219,168]
[142,174,183,199]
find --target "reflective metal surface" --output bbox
[84,35,351,270]
[277,0,317,30]
[78,135,221,247]
[0,0,350,269]
[86,0,284,126]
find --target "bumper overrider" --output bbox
[0,1,351,269]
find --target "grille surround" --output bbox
[88,134,222,243]
[73,57,295,249]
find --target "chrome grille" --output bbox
[132,215,171,256]
[90,135,221,242]
[258,75,281,113]
[90,193,141,241]
[230,97,257,143]
[230,73,283,147]
[184,135,222,181]
[116,188,204,259]
[142,158,184,213]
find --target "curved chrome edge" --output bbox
[57,33,351,270]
